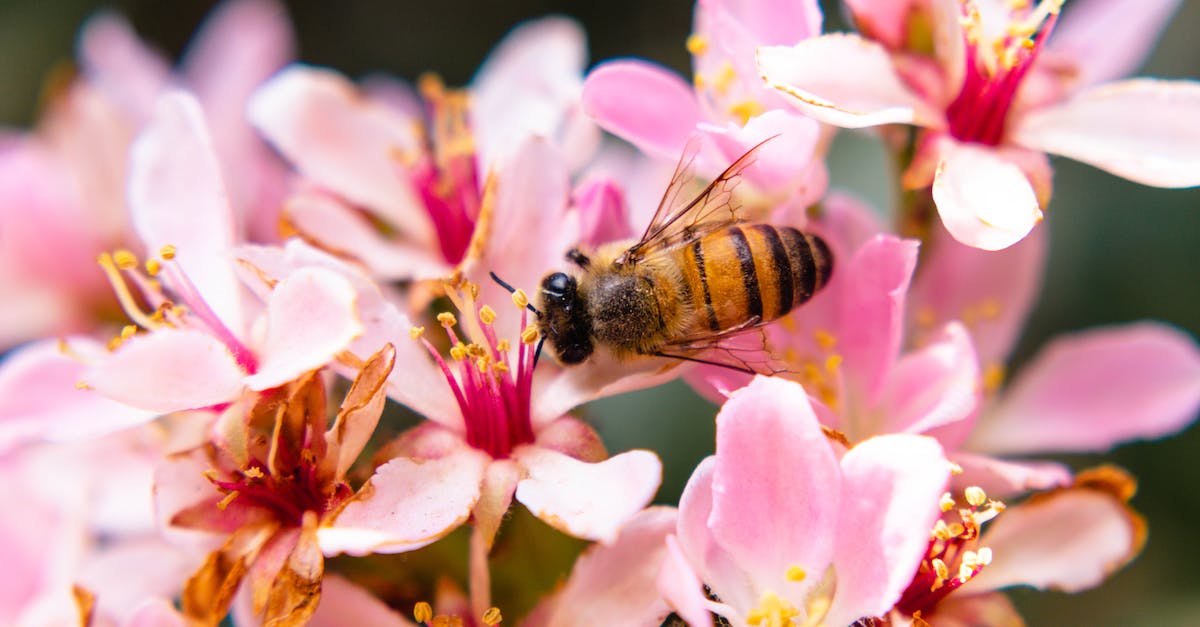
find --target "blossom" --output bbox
[0,0,292,348]
[758,0,1200,249]
[659,376,953,626]
[156,344,404,625]
[581,0,826,214]
[247,16,598,284]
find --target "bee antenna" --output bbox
[533,336,546,369]
[489,271,542,317]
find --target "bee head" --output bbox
[537,272,594,364]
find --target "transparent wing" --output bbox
[652,323,790,377]
[617,135,775,266]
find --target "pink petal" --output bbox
[532,507,677,627]
[1012,79,1200,188]
[85,329,245,412]
[951,452,1072,498]
[909,225,1047,366]
[656,534,712,627]
[242,267,364,391]
[931,141,1042,251]
[969,488,1144,593]
[675,456,750,610]
[758,35,941,129]
[825,434,951,627]
[78,538,194,625]
[126,598,187,627]
[838,235,920,408]
[322,449,489,555]
[581,60,702,160]
[309,575,411,627]
[706,0,823,45]
[1045,0,1181,90]
[970,322,1200,454]
[843,0,919,49]
[473,460,520,551]
[247,67,433,239]
[514,446,662,543]
[573,177,634,249]
[533,416,607,463]
[77,12,170,121]
[284,192,450,281]
[705,109,822,192]
[878,323,980,437]
[926,591,1023,627]
[0,338,156,446]
[129,91,245,337]
[708,376,840,606]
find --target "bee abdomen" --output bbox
[679,224,833,334]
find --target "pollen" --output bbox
[496,339,511,352]
[982,363,1006,394]
[144,258,162,276]
[823,354,842,375]
[786,565,806,582]
[437,312,458,327]
[686,33,708,55]
[410,326,426,340]
[728,100,765,125]
[481,607,502,626]
[713,63,737,95]
[746,591,799,626]
[450,343,468,361]
[216,491,239,511]
[120,325,137,340]
[74,381,90,390]
[940,492,957,512]
[479,305,497,325]
[242,466,264,480]
[414,602,433,623]
[813,328,837,351]
[520,326,539,345]
[964,486,987,507]
[932,558,949,581]
[159,244,176,260]
[112,249,138,269]
[511,289,529,310]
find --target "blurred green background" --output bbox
[2,0,1196,623]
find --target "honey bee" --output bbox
[501,137,833,374]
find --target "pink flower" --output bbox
[247,17,598,283]
[581,0,827,213]
[659,376,953,626]
[0,0,292,348]
[758,0,1200,249]
[156,344,405,625]
[78,93,363,418]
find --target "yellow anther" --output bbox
[813,329,837,351]
[686,33,708,55]
[159,244,176,260]
[1008,0,1030,8]
[693,73,707,89]
[466,343,487,359]
[409,326,426,340]
[479,305,497,325]
[786,565,806,582]
[949,462,964,475]
[824,353,842,375]
[437,312,458,327]
[476,356,490,373]
[946,522,965,537]
[468,282,480,300]
[216,491,239,511]
[932,558,949,580]
[958,562,976,582]
[940,492,957,512]
[481,607,502,626]
[932,519,952,540]
[496,339,511,353]
[449,344,467,361]
[243,466,264,479]
[964,486,987,507]
[728,100,765,125]
[144,258,162,276]
[75,381,90,390]
[520,326,539,345]
[107,336,124,352]
[493,362,510,374]
[745,591,799,626]
[511,289,530,310]
[120,325,137,339]
[713,63,737,95]
[113,249,138,269]
[977,546,993,565]
[982,363,1006,394]
[414,601,433,623]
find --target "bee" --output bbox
[502,137,833,374]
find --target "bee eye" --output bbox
[540,272,575,301]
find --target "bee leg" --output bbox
[650,351,756,376]
[566,247,590,269]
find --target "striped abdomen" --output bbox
[675,224,832,335]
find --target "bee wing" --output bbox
[652,322,789,376]
[618,135,773,265]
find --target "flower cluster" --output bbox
[1,1,1197,626]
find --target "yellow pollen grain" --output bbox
[511,289,530,310]
[243,466,264,479]
[414,601,433,624]
[496,339,511,352]
[932,519,952,540]
[159,244,176,260]
[493,362,509,374]
[686,33,708,55]
[977,546,993,565]
[714,63,737,95]
[728,100,765,125]
[693,73,707,89]
[824,353,842,375]
[120,325,137,340]
[786,565,806,582]
[940,492,957,512]
[144,258,162,276]
[813,328,837,351]
[947,522,965,537]
[479,305,497,325]
[75,381,90,390]
[475,356,490,373]
[112,249,137,269]
[107,336,124,352]
[409,326,426,340]
[521,326,539,345]
[1008,0,1030,8]
[481,607,502,626]
[216,491,239,511]
[932,558,949,580]
[437,312,458,327]
[958,562,975,583]
[450,344,468,361]
[983,363,1006,394]
[949,462,964,475]
[965,486,987,507]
